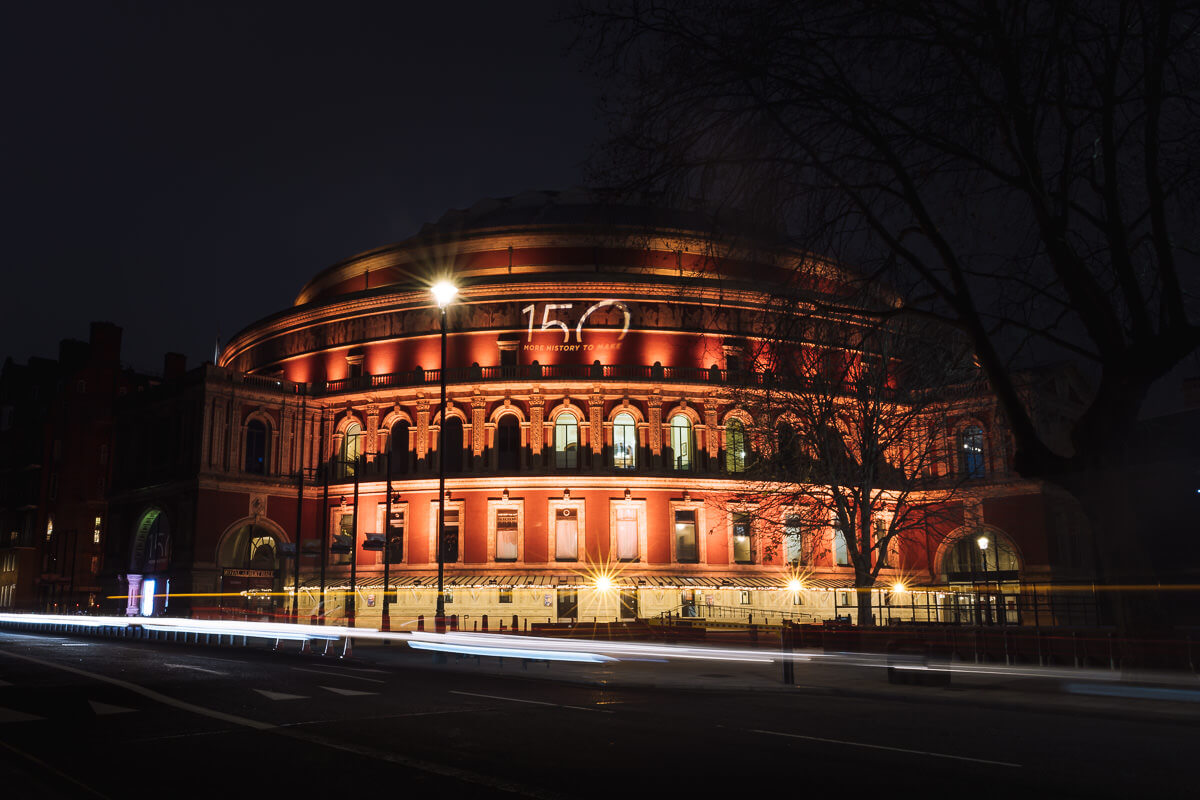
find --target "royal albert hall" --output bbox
[110,191,1086,628]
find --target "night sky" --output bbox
[3,1,599,374]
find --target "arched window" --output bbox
[390,421,410,475]
[725,419,747,473]
[555,415,579,469]
[443,417,464,473]
[612,412,636,469]
[340,422,363,478]
[670,414,693,470]
[245,419,268,474]
[959,425,985,478]
[497,415,520,470]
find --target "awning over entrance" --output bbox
[295,572,860,591]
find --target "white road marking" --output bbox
[450,690,612,713]
[0,648,273,730]
[0,705,43,723]
[89,700,136,716]
[60,643,90,647]
[163,663,228,676]
[255,689,309,701]
[292,666,385,683]
[321,686,376,696]
[751,729,1022,767]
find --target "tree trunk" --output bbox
[1059,461,1169,670]
[855,574,876,627]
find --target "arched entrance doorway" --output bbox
[127,509,171,616]
[939,527,1022,625]
[217,521,287,620]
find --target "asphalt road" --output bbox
[0,629,1193,798]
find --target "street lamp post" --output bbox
[977,534,990,626]
[432,280,457,633]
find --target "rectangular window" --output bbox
[615,506,638,561]
[785,514,805,565]
[376,504,405,563]
[874,517,890,567]
[834,526,850,567]
[555,509,578,561]
[93,515,103,545]
[499,587,513,604]
[740,590,752,605]
[442,509,459,563]
[732,512,752,564]
[496,509,518,561]
[674,509,697,563]
[444,589,454,604]
[328,512,355,564]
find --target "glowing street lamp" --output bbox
[433,279,457,631]
[977,534,991,626]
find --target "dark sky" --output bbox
[3,1,600,374]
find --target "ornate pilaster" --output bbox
[471,393,487,457]
[704,399,719,458]
[589,387,604,455]
[415,396,430,460]
[529,396,545,455]
[648,398,663,455]
[366,405,380,463]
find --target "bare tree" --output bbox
[577,0,1200,632]
[733,296,973,625]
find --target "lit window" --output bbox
[612,412,636,469]
[785,514,805,565]
[615,506,639,561]
[496,509,518,562]
[834,526,851,567]
[45,516,53,542]
[340,422,363,477]
[670,414,693,470]
[555,416,579,469]
[732,511,752,564]
[555,508,579,561]
[674,509,698,563]
[93,515,102,544]
[499,587,513,604]
[725,419,747,473]
[959,426,985,478]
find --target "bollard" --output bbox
[451,614,458,631]
[749,623,758,643]
[341,637,353,659]
[482,614,488,632]
[513,614,519,630]
[417,614,425,632]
